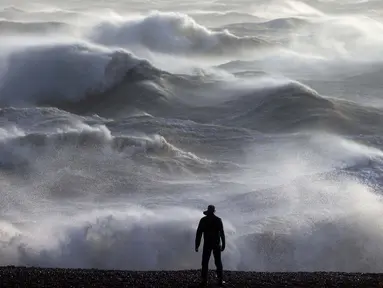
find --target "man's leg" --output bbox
[213,246,223,284]
[201,245,212,284]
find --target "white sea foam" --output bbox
[1,0,383,273]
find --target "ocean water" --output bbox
[1,0,383,272]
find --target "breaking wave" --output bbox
[1,0,383,273]
[86,12,268,55]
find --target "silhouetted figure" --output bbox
[195,205,225,286]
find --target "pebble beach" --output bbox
[1,267,383,288]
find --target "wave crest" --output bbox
[0,41,151,106]
[87,12,267,55]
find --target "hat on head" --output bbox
[203,205,215,215]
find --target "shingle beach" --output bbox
[1,267,383,288]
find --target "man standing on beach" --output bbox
[195,205,226,286]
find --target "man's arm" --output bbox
[195,219,204,251]
[219,218,225,251]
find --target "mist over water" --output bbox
[1,0,383,272]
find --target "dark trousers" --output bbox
[201,245,223,282]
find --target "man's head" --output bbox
[203,205,215,215]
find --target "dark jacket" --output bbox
[195,214,225,249]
